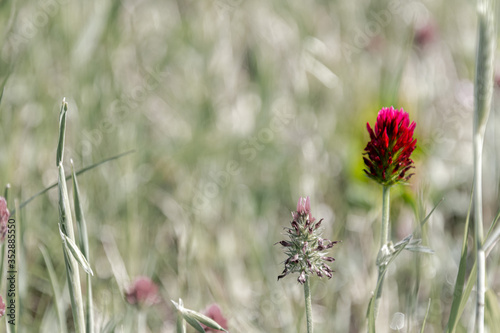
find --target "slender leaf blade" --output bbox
[445,192,473,333]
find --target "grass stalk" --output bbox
[57,99,86,333]
[304,275,313,333]
[71,160,94,333]
[472,0,496,331]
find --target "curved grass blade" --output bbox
[420,198,443,227]
[10,149,135,216]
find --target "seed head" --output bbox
[277,196,339,284]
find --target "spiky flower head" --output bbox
[277,196,338,284]
[363,107,417,186]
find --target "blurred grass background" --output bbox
[1,0,500,332]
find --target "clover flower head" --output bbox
[277,196,338,284]
[363,107,417,186]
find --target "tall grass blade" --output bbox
[40,245,68,333]
[445,192,472,333]
[420,198,443,227]
[57,99,85,333]
[71,160,95,333]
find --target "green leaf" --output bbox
[182,314,206,333]
[59,224,94,276]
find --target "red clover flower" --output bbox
[277,196,338,284]
[363,107,417,186]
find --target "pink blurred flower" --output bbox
[202,304,228,332]
[0,197,9,242]
[0,295,5,318]
[125,276,160,307]
[414,23,436,48]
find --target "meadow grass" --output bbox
[0,0,499,332]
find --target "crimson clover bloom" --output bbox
[277,196,338,284]
[363,107,417,186]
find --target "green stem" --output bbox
[304,275,313,333]
[381,186,391,247]
[474,134,485,333]
[472,0,495,331]
[372,185,391,327]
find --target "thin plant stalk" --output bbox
[380,186,390,247]
[472,0,496,331]
[373,185,391,320]
[72,161,94,333]
[304,275,313,333]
